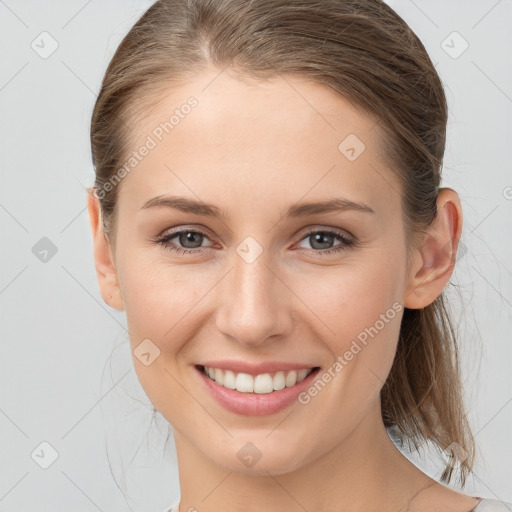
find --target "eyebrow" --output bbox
[140,194,375,218]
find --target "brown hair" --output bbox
[90,0,475,486]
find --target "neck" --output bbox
[173,403,433,512]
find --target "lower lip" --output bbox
[195,365,321,416]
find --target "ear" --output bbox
[404,188,463,309]
[86,189,125,311]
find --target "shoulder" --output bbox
[397,480,508,512]
[472,498,512,511]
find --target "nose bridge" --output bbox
[215,242,290,346]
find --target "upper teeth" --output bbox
[203,366,314,394]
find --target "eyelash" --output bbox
[155,227,356,256]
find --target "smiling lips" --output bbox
[196,362,321,416]
[201,365,315,394]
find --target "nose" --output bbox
[215,248,293,348]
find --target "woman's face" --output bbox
[105,66,414,474]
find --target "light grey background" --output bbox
[0,1,510,511]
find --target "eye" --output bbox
[155,227,356,256]
[156,228,215,255]
[295,228,355,255]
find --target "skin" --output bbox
[87,66,478,512]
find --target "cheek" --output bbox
[118,246,215,340]
[287,259,405,448]
[292,255,405,347]
[117,254,214,418]
[288,251,406,410]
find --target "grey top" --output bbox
[165,497,512,512]
[471,498,512,511]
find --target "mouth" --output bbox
[198,364,318,393]
[194,364,321,416]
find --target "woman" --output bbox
[87,0,510,510]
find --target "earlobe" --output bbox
[86,189,125,312]
[404,188,463,309]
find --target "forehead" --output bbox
[118,66,400,217]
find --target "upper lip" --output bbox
[198,360,320,375]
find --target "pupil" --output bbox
[311,232,333,250]
[180,231,203,248]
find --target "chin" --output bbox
[205,437,313,477]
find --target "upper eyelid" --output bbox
[301,227,352,239]
[158,225,215,240]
